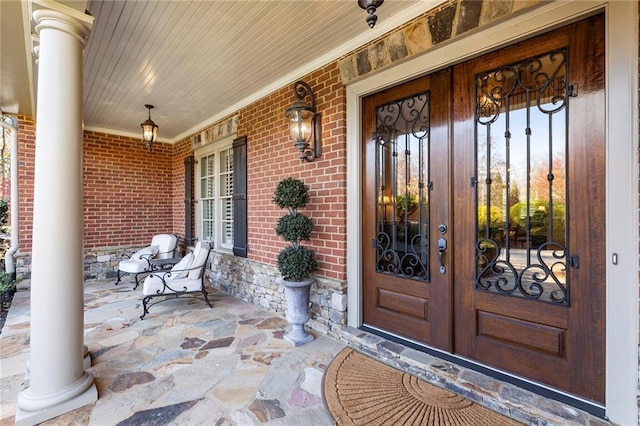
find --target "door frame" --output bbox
[345,1,638,424]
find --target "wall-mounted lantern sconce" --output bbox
[140,104,158,153]
[285,81,322,162]
[358,0,384,29]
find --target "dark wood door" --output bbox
[362,14,605,403]
[362,69,453,351]
[453,15,605,403]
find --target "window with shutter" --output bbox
[195,136,235,251]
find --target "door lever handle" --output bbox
[437,237,447,274]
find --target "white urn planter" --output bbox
[280,277,315,346]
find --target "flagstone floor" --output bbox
[0,279,345,425]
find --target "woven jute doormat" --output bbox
[323,348,523,426]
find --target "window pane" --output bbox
[220,147,234,197]
[222,222,233,245]
[198,146,234,249]
[374,90,430,282]
[221,197,233,246]
[475,49,569,306]
[220,148,233,173]
[204,220,215,242]
[200,153,215,197]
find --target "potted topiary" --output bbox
[273,177,318,346]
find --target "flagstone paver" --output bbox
[0,279,345,425]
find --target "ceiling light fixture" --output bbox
[358,0,384,29]
[140,104,158,153]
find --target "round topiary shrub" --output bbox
[277,246,318,282]
[273,177,317,282]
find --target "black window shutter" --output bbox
[233,136,248,257]
[184,155,195,246]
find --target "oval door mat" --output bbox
[323,348,523,425]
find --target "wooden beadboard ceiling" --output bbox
[82,0,434,142]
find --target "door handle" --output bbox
[438,237,447,274]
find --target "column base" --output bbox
[22,349,91,389]
[15,382,97,426]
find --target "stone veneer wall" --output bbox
[207,251,347,335]
[16,244,165,281]
[15,247,350,337]
[337,0,543,85]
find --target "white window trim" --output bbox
[346,2,638,424]
[194,134,236,252]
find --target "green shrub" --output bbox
[273,177,318,281]
[0,270,16,294]
[277,246,318,282]
[395,193,418,221]
[276,213,313,243]
[273,177,310,212]
[477,205,503,229]
[0,199,8,232]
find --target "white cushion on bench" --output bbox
[141,241,209,296]
[142,274,202,295]
[152,234,178,259]
[119,245,159,273]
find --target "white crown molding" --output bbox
[83,125,172,144]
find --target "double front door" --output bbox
[362,15,605,403]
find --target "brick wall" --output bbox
[237,62,348,282]
[15,62,347,283]
[17,126,175,253]
[17,115,35,253]
[83,131,174,248]
[171,138,191,248]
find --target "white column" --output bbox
[16,5,96,425]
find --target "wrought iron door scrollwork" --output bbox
[375,231,428,280]
[474,49,570,306]
[374,90,430,282]
[476,239,568,304]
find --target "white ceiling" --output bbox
[2,0,439,142]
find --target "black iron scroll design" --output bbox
[374,90,430,282]
[375,231,428,280]
[474,48,569,306]
[476,239,568,304]
[476,49,567,124]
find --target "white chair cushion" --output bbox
[151,234,178,259]
[131,245,159,261]
[119,258,150,273]
[142,274,202,296]
[169,253,194,279]
[188,241,210,280]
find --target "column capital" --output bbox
[32,0,93,46]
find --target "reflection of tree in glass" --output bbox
[396,193,418,223]
[490,172,505,215]
[530,157,565,202]
[393,134,426,223]
[509,184,520,207]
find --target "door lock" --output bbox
[438,237,447,274]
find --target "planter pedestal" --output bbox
[280,278,315,346]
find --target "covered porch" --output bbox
[1,0,638,424]
[1,278,344,424]
[0,277,613,425]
